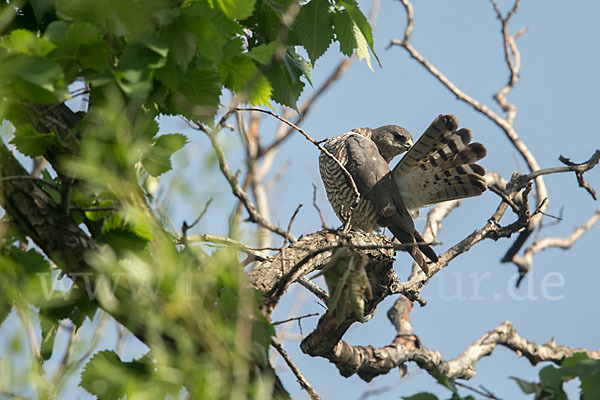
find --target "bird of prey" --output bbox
[319,114,487,274]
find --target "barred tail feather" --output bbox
[387,225,433,274]
[393,114,488,211]
[392,114,459,174]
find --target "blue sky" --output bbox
[2,1,599,399]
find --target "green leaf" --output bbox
[242,0,281,42]
[78,42,110,71]
[31,0,56,23]
[248,42,276,65]
[41,169,62,203]
[97,228,150,254]
[138,33,169,59]
[52,21,109,73]
[13,249,51,274]
[1,29,56,56]
[0,305,10,327]
[247,75,272,105]
[83,199,116,221]
[265,51,307,107]
[219,56,257,91]
[219,54,272,103]
[141,133,188,177]
[431,369,458,394]
[339,0,380,66]
[510,376,539,394]
[562,352,590,368]
[560,354,600,398]
[101,213,153,242]
[352,20,373,70]
[17,56,65,93]
[80,350,151,399]
[62,21,101,50]
[208,0,256,20]
[189,15,225,62]
[539,366,567,400]
[155,8,183,26]
[119,43,167,73]
[56,0,153,37]
[61,287,98,327]
[55,0,111,25]
[44,20,70,43]
[40,315,59,360]
[332,9,356,57]
[7,54,68,104]
[98,214,153,255]
[10,123,58,157]
[294,0,334,64]
[539,365,566,387]
[163,23,196,68]
[175,68,222,120]
[402,393,439,400]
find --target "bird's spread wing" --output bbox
[345,135,435,272]
[391,114,487,213]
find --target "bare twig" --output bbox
[455,381,504,400]
[272,313,319,326]
[14,306,41,360]
[280,204,303,275]
[204,128,296,242]
[182,233,271,262]
[181,198,213,240]
[297,276,329,304]
[508,150,600,198]
[558,152,600,200]
[284,205,302,247]
[271,340,322,400]
[490,0,523,125]
[50,312,110,397]
[311,183,328,229]
[511,209,600,273]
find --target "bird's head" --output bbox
[370,125,414,162]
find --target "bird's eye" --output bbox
[393,132,405,142]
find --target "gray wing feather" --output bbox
[344,135,436,271]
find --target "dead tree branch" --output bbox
[204,128,296,242]
[510,209,600,273]
[300,294,600,382]
[271,340,322,400]
[389,0,549,270]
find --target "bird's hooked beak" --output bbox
[403,137,413,151]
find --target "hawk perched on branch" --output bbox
[319,114,487,274]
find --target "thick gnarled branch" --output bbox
[301,295,600,382]
[248,230,399,318]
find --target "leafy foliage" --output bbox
[0,0,377,397]
[512,353,600,399]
